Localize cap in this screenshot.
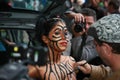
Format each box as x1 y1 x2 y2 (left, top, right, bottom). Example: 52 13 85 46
88 14 120 43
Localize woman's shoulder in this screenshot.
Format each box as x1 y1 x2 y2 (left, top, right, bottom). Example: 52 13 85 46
61 55 76 63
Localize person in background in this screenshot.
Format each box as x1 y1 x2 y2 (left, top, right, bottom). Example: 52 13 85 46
28 17 81 80
64 0 85 24
77 14 120 80
71 8 98 62
70 8 103 80
62 0 85 56
12 0 26 8
106 0 120 14
87 0 105 20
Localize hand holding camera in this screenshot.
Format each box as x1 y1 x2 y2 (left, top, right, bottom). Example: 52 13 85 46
74 19 86 33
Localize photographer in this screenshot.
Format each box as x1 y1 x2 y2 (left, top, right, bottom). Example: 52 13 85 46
69 8 105 80
70 8 99 62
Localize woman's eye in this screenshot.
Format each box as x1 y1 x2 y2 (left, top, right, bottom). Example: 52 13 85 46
64 29 68 35
64 32 68 35
55 31 60 35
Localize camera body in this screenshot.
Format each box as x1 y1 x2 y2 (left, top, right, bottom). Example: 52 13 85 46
74 21 86 33
0 41 48 66
8 44 48 65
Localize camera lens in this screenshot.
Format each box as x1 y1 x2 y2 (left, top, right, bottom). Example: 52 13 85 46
74 22 85 33
74 24 83 32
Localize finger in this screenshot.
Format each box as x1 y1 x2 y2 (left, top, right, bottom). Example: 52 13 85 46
77 60 87 65
78 63 91 74
74 15 80 23
74 13 84 23
79 13 85 22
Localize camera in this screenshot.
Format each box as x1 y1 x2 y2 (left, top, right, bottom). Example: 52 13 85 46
0 40 48 66
8 44 48 65
74 20 86 33
0 42 48 80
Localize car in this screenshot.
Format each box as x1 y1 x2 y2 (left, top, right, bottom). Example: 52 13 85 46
0 0 72 80
0 0 72 64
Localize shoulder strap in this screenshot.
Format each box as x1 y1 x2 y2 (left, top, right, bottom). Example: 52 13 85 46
76 33 87 61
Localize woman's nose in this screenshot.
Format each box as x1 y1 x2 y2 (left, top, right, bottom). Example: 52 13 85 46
61 34 66 40
61 32 67 40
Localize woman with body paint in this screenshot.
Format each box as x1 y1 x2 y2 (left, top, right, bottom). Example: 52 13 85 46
28 18 80 80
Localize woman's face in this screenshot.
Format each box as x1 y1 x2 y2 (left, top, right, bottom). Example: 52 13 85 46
47 21 69 52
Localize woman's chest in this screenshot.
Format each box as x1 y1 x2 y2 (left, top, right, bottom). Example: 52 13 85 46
39 62 76 80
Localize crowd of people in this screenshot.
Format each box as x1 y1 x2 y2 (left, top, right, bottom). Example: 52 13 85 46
10 0 48 11
27 0 120 80
28 0 120 80
0 0 120 80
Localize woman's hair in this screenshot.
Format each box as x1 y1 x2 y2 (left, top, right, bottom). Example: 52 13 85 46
35 17 65 47
32 17 65 66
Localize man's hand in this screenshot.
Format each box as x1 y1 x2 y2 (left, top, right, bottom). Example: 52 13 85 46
75 60 92 74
